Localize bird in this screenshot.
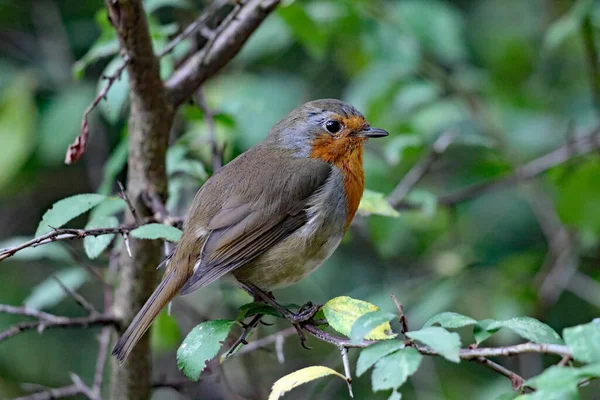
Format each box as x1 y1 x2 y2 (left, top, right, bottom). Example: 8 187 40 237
112 98 389 363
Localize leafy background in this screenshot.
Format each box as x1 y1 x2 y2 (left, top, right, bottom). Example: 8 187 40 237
1 0 600 398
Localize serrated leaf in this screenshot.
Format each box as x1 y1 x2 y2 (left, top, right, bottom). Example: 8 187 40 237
130 223 182 242
357 341 405 377
237 302 282 320
177 320 235 381
24 268 89 310
564 320 600 363
351 310 397 344
323 296 395 340
268 366 346 400
525 364 600 396
474 317 563 345
372 347 422 391
406 327 461 363
423 312 477 329
151 310 181 353
83 215 119 259
36 194 106 237
358 189 400 218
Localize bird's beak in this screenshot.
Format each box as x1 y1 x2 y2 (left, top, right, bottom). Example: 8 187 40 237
355 127 389 138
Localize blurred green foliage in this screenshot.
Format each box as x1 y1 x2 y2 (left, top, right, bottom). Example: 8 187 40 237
1 0 600 399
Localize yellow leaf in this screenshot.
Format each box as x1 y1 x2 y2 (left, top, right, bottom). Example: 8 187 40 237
268 366 346 400
323 296 396 340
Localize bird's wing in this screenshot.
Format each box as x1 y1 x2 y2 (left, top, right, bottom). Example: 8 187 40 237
179 148 332 295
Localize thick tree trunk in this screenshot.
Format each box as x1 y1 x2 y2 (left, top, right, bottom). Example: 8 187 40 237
101 0 280 398
104 1 173 399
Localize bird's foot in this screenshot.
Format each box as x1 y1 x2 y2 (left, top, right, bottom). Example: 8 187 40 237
238 281 320 349
287 301 322 323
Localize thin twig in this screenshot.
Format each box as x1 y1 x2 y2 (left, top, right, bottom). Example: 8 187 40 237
65 55 130 165
156 0 228 58
235 326 296 356
224 314 263 360
0 226 137 262
438 125 600 205
14 384 82 400
474 357 525 391
195 88 222 171
118 181 142 225
390 294 408 334
301 323 571 358
339 346 354 398
0 305 60 321
167 0 281 107
0 312 117 343
388 130 455 208
92 327 111 396
142 190 176 226
52 276 98 315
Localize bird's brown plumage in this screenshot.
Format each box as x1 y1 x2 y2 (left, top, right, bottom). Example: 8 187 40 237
112 99 388 363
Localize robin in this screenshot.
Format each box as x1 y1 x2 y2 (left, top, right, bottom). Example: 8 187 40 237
113 98 388 362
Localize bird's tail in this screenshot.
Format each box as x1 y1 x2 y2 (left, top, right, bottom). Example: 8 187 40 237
112 270 187 364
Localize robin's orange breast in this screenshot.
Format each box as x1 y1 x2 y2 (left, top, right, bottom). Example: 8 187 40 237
309 133 365 231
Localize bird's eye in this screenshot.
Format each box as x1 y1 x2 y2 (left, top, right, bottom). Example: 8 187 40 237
325 120 342 134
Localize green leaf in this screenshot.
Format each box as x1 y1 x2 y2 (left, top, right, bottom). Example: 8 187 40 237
0 73 36 190
322 296 395 340
474 319 501 344
98 57 129 123
563 320 600 363
351 310 397 344
0 237 72 262
83 215 119 259
130 223 183 242
24 268 89 310
524 364 600 398
36 194 106 237
277 3 327 59
151 310 181 353
356 341 405 377
394 0 466 63
268 366 346 400
474 317 563 345
372 347 422 391
358 189 400 218
406 327 461 363
423 312 477 329
177 319 235 381
89 197 127 220
237 302 282 320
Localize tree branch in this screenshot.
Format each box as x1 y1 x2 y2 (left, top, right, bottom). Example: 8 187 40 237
166 0 281 107
0 226 136 262
388 131 455 208
0 311 116 343
438 125 600 205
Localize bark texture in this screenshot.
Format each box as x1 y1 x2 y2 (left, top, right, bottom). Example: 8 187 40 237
104 1 173 399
